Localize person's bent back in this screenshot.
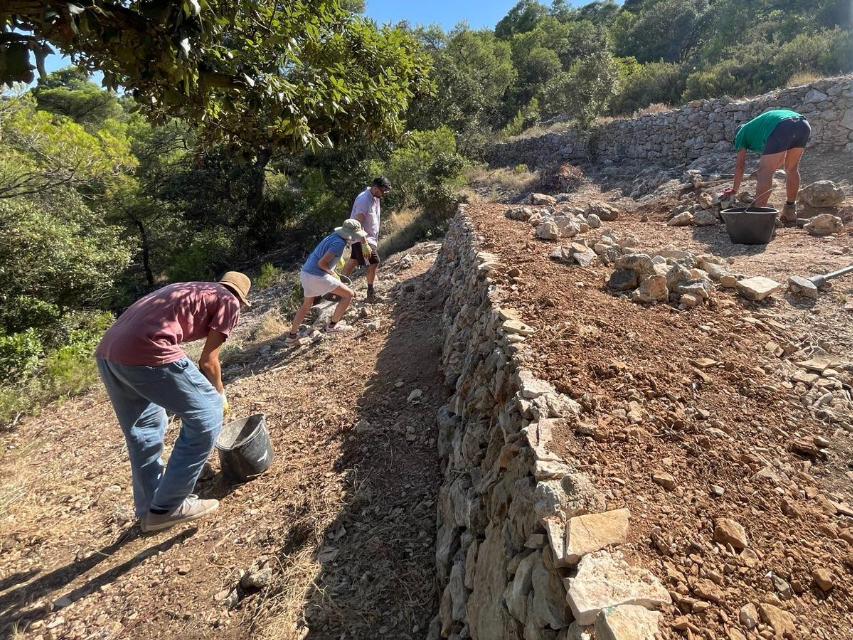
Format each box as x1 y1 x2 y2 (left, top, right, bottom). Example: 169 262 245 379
96 272 250 533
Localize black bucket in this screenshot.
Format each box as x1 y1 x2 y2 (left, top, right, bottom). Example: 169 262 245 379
215 413 274 482
721 206 778 245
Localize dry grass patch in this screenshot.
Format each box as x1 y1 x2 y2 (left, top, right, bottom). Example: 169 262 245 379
0 438 47 521
633 102 673 117
379 207 447 258
506 119 574 141
787 71 823 87
218 338 246 367
252 545 320 640
463 165 539 203
251 311 289 343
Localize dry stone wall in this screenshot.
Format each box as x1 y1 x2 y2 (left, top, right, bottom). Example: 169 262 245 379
487 76 853 169
427 207 670 640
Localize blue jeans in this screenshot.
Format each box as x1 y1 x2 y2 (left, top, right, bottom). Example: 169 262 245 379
97 358 223 517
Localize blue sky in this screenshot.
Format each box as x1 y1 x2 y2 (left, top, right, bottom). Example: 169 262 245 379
42 1 592 77
364 0 525 30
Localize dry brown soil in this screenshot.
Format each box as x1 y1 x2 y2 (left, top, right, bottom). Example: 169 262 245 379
3 173 853 640
0 246 445 640
469 190 853 639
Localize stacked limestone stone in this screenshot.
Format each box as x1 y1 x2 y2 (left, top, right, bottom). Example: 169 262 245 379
427 206 670 640
487 77 853 169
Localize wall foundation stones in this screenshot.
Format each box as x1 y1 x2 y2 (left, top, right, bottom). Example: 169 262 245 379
427 207 669 639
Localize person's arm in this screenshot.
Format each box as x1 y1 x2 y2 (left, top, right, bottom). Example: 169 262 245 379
732 148 747 193
198 330 228 392
353 212 367 226
317 251 340 277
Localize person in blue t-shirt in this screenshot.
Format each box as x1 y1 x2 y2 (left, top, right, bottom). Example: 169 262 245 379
286 220 368 344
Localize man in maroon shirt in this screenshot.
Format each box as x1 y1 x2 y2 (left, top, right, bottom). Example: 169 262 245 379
96 272 250 532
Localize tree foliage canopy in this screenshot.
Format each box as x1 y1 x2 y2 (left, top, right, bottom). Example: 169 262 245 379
1 0 852 424
1 1 431 152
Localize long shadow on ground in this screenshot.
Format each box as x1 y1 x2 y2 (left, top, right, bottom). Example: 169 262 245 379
0 528 196 634
292 269 447 640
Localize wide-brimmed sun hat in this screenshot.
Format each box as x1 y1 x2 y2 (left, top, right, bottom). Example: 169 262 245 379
335 219 369 241
219 271 252 307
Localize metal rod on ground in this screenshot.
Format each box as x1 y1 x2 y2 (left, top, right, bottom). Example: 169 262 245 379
808 264 853 288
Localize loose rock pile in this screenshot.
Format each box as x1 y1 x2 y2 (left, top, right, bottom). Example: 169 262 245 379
509 195 793 311
784 354 853 428
428 207 671 640
505 197 613 243
666 170 730 228
607 249 725 308
600 241 789 308
800 181 847 235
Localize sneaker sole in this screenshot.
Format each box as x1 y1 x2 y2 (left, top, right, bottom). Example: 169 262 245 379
140 504 219 533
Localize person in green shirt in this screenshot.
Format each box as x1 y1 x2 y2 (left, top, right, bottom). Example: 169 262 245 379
728 109 811 223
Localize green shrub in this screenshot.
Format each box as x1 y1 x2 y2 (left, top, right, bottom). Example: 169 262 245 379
513 164 530 174
0 311 112 427
540 51 621 127
166 231 233 282
373 127 467 217
682 41 778 100
255 262 278 290
0 329 43 382
683 28 853 102
818 28 853 73
0 193 131 335
501 98 541 138
42 344 100 397
279 273 304 315
612 61 687 114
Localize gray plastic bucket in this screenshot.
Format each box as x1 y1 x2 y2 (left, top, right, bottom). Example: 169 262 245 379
721 206 778 245
215 413 274 482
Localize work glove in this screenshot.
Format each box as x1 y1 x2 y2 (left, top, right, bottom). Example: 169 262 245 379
336 257 346 271
220 390 230 415
719 187 736 207
361 241 373 259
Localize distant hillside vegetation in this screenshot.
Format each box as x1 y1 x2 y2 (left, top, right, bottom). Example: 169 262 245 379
406 0 853 144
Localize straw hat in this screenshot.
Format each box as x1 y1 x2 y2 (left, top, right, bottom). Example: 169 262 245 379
335 219 368 241
219 271 252 307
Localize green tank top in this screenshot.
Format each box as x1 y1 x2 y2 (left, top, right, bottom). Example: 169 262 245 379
734 109 803 153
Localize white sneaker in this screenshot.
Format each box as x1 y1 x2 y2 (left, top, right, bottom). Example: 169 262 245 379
140 495 219 532
325 322 351 335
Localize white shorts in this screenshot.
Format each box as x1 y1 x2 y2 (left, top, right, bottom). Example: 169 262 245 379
300 271 339 298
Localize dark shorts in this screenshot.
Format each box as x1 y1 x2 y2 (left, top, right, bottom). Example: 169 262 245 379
763 117 811 155
350 243 380 267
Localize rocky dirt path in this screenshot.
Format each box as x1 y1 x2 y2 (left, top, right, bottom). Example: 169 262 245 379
471 199 853 639
0 244 445 640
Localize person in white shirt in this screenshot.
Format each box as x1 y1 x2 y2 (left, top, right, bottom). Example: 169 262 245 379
342 176 390 303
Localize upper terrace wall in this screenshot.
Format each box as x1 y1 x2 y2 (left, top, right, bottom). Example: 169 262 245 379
487 76 853 169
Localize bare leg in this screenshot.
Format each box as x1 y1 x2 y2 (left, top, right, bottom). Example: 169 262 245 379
288 298 314 335
341 259 358 277
366 263 378 287
784 147 805 202
754 151 785 206
330 284 354 323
